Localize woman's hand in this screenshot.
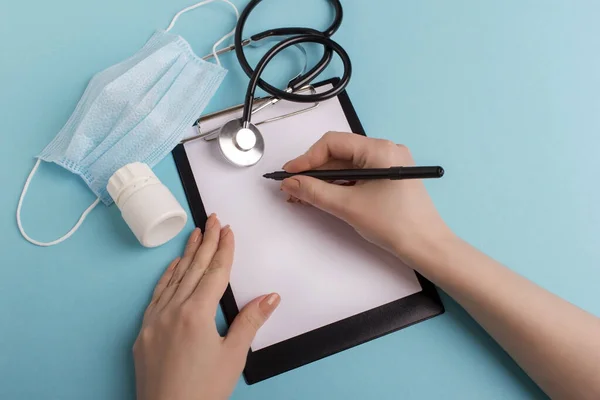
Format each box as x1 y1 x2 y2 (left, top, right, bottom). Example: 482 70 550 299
133 215 280 400
281 132 451 261
282 132 600 400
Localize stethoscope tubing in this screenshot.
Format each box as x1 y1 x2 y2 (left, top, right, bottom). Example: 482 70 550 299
234 0 348 105
242 34 352 124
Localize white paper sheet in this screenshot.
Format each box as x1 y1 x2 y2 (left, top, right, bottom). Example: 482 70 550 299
183 84 422 350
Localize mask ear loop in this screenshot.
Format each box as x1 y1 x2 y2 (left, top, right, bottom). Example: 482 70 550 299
165 0 240 67
16 159 101 247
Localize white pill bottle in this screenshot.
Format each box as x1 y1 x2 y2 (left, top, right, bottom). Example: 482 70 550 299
107 162 187 247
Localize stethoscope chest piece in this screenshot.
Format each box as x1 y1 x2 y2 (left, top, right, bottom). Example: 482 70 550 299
218 119 264 167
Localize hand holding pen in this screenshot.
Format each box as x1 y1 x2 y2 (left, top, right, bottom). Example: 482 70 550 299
271 132 447 256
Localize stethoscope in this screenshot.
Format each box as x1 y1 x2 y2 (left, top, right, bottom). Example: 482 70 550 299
183 0 352 167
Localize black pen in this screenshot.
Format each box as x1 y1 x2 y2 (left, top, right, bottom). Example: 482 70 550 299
262 166 444 181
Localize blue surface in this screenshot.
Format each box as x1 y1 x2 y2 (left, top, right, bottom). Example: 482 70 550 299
1 0 599 398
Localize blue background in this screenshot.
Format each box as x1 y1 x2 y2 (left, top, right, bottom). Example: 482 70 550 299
1 0 599 398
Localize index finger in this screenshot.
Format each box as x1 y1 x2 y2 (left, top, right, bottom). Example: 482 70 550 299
283 132 369 173
188 226 235 309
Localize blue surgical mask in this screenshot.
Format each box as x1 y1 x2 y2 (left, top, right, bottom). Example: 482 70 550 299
16 0 239 246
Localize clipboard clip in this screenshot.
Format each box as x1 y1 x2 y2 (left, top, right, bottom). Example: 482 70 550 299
181 85 319 145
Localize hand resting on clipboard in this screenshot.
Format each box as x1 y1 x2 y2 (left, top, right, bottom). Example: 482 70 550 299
132 132 443 398
133 131 600 399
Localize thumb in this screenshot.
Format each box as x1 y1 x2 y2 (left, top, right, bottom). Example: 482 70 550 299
226 293 280 350
281 176 350 218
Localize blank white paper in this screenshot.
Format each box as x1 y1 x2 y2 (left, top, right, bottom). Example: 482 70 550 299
183 84 422 350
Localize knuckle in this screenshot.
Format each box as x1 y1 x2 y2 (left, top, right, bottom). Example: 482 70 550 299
169 271 183 286
157 312 173 329
242 311 262 331
205 258 225 276
178 302 212 330
381 139 398 154
187 259 202 273
382 139 397 148
373 139 403 164
396 144 415 164
306 182 320 205
178 303 199 325
384 146 398 163
322 131 342 143
322 131 336 140
136 326 154 348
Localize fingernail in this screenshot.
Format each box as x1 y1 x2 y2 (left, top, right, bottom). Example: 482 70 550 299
281 178 300 193
220 225 231 238
206 213 217 229
259 293 280 316
191 228 201 243
282 161 291 170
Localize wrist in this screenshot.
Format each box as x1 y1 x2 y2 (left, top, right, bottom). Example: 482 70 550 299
392 221 458 275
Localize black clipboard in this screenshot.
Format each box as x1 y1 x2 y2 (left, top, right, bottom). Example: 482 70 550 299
172 78 444 384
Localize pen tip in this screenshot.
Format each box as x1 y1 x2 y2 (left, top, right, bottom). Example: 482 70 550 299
438 167 444 177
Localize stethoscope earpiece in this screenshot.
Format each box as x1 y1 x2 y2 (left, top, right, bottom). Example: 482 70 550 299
218 119 264 167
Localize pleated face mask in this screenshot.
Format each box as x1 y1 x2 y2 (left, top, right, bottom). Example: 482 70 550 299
17 0 239 246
